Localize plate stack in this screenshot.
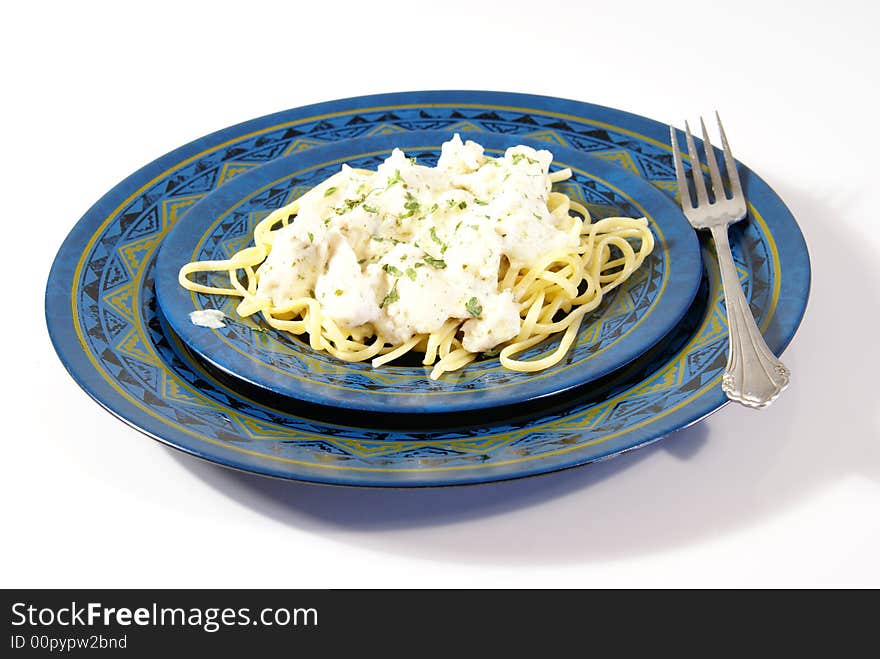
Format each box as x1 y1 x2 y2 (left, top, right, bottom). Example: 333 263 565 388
45 91 810 486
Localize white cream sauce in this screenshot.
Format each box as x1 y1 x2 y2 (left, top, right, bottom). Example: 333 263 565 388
255 135 580 351
189 309 226 329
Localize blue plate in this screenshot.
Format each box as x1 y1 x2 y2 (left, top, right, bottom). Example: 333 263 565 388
45 91 810 486
155 131 702 413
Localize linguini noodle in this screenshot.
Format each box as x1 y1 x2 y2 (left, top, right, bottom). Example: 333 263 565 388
179 165 654 380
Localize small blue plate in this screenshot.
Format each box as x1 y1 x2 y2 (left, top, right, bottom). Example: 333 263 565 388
155 131 701 413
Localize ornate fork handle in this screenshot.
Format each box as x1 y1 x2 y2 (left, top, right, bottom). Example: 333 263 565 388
710 225 790 408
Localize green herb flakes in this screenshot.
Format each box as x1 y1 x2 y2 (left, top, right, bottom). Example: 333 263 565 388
400 192 421 218
423 255 447 269
386 169 403 187
511 153 538 165
466 297 483 318
380 280 399 308
429 227 444 246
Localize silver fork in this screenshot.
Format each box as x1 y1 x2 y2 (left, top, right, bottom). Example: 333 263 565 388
670 114 790 409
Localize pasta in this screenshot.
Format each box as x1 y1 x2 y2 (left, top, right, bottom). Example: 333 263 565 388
179 136 654 379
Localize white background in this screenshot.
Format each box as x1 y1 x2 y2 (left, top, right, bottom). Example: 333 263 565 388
2 0 878 588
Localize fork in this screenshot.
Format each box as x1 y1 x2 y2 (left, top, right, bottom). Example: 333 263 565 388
670 114 790 409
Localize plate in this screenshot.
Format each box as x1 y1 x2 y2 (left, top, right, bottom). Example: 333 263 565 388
155 130 702 413
45 91 810 486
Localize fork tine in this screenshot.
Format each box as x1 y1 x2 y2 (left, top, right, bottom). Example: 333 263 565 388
700 117 726 203
684 121 709 207
669 125 692 209
716 111 743 200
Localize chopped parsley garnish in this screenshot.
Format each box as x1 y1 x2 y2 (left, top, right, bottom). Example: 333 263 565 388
405 267 417 281
466 297 483 318
455 221 462 232
482 347 502 357
423 255 447 269
372 235 403 245
474 199 488 206
400 192 421 218
380 280 399 308
335 195 366 215
533 212 543 221
363 204 379 213
458 201 467 210
426 203 439 214
382 263 403 277
511 153 539 165
307 232 314 243
334 289 344 296
429 227 446 249
386 169 403 187
408 156 417 165
324 186 337 197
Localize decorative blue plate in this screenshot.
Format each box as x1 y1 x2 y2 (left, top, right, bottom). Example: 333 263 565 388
155 130 702 413
45 91 810 486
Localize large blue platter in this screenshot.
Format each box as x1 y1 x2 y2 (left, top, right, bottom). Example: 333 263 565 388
155 130 702 413
45 91 810 486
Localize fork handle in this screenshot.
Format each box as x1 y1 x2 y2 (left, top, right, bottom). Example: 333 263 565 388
710 225 790 408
